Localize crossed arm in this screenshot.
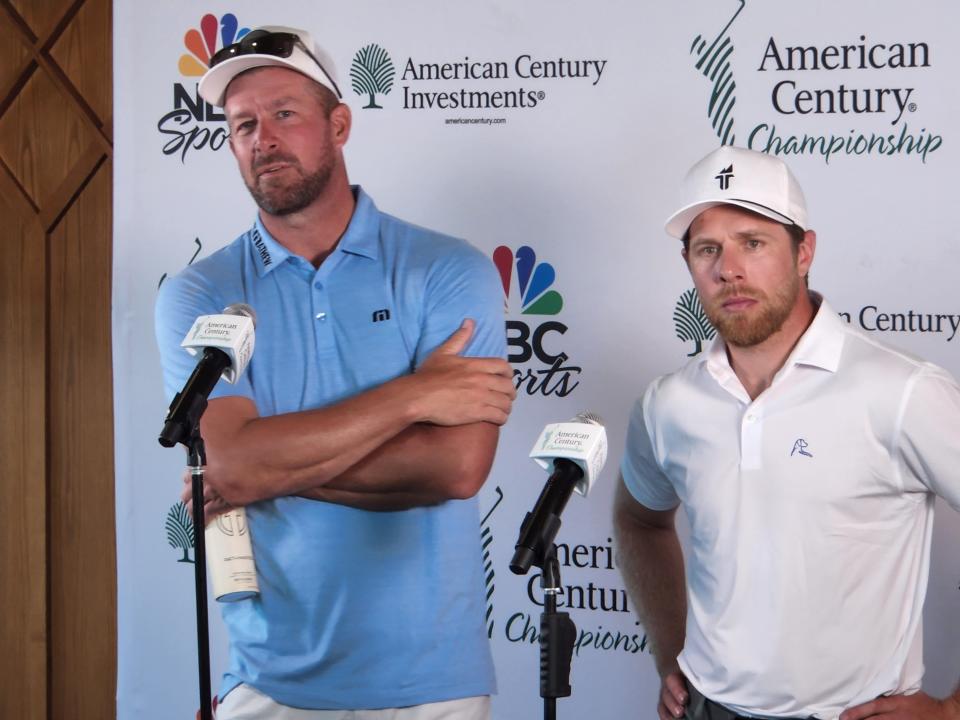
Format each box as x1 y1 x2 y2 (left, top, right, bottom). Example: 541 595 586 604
185 320 516 514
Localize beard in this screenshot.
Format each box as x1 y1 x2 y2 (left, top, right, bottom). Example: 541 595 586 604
703 273 801 348
246 152 334 216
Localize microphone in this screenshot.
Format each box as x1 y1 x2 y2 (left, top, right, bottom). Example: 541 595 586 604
510 413 607 575
158 303 256 448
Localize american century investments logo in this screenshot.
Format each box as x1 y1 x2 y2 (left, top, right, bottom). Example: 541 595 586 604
493 245 579 397
157 13 251 162
351 44 396 109
687 1 942 162
674 288 716 356
166 502 195 563
349 48 606 120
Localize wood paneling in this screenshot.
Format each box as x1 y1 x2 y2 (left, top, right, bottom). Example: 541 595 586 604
9 0 75 40
0 0 114 717
0 66 99 208
0 165 48 720
50 0 112 131
49 158 114 719
0 10 32 98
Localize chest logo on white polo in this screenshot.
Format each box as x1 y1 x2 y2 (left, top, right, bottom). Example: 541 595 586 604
791 438 813 458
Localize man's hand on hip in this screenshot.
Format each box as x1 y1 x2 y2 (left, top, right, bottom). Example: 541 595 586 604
411 319 516 426
841 691 960 720
659 670 689 720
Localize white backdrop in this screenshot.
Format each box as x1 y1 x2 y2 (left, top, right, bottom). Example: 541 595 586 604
113 2 960 718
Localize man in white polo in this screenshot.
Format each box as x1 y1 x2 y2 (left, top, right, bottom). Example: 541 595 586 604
614 145 960 720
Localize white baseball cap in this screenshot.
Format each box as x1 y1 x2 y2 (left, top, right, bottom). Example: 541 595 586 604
664 146 808 238
198 26 342 108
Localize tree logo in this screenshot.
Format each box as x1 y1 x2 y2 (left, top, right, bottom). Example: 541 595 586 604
674 288 716 356
350 44 396 109
689 0 745 145
166 502 195 563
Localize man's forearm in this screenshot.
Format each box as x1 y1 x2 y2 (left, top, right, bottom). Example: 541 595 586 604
300 486 444 512
613 484 687 678
200 374 426 506
200 325 513 507
317 422 498 500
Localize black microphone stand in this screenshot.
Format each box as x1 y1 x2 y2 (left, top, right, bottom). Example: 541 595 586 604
159 392 215 720
538 545 576 720
186 428 214 720
511 513 577 720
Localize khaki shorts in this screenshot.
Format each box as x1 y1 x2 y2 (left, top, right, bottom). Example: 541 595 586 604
217 684 490 720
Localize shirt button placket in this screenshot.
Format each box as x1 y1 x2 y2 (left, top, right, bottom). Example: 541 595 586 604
313 279 333 353
741 405 763 470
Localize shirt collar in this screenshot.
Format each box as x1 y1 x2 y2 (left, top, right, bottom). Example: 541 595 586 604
784 293 845 373
248 218 292 277
335 186 380 260
702 291 846 389
247 185 379 277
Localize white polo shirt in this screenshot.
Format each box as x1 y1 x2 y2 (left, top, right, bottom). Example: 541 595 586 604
622 296 960 720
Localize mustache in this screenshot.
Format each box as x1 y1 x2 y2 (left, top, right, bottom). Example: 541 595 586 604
252 153 300 173
714 285 764 302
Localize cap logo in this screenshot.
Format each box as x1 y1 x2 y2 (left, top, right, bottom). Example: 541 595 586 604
715 163 734 190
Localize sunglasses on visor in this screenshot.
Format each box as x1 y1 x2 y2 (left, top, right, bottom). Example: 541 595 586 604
209 30 343 99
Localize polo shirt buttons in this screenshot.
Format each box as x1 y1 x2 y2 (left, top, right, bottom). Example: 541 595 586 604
315 312 327 321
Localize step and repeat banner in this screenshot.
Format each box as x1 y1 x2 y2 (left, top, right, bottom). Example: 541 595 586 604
114 1 960 717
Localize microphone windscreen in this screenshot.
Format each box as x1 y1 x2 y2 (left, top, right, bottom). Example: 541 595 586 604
223 302 257 327
572 411 604 427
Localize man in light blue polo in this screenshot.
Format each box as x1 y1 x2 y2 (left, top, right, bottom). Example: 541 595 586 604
155 26 515 720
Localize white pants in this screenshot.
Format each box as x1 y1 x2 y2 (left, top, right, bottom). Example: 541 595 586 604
217 684 491 720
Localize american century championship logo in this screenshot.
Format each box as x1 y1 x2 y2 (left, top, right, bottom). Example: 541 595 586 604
350 44 396 109
674 288 716 356
687 1 942 162
157 13 250 162
690 0 744 145
480 487 504 638
493 246 580 397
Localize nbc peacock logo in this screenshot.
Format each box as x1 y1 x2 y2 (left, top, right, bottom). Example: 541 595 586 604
157 13 251 162
178 13 250 77
493 246 580 398
493 246 563 316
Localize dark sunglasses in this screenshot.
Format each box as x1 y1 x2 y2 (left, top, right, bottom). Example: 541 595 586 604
210 30 343 99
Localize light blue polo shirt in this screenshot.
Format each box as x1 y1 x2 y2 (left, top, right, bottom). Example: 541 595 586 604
155 187 503 709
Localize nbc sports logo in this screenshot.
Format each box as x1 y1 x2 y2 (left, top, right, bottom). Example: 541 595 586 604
158 13 251 161
492 246 579 398
178 13 251 77
493 246 563 315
